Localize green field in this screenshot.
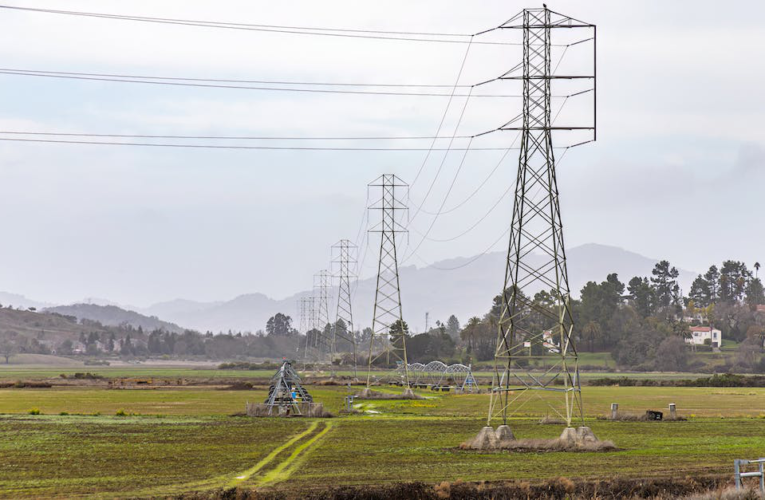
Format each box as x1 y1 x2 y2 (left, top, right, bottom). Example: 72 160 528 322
2 367 765 498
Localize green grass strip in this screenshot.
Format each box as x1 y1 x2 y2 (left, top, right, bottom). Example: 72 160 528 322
228 421 319 487
256 422 334 487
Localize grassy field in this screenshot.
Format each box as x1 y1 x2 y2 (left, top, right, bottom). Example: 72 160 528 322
2 367 765 498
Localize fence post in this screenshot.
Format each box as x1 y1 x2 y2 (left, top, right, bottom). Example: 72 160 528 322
760 459 764 493
610 403 618 420
669 403 676 419
735 459 742 490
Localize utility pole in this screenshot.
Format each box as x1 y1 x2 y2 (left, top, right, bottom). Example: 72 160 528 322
485 6 596 437
366 174 409 388
332 239 358 377
425 312 430 333
300 296 316 364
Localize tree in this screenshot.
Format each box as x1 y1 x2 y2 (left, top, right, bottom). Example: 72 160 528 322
651 260 680 310
703 265 721 303
720 261 751 304
654 336 688 372
689 275 711 308
0 339 17 364
746 278 765 310
756 262 761 279
627 277 654 318
266 313 294 337
446 315 460 340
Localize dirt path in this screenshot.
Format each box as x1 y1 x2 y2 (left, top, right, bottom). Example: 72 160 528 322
254 421 333 488
228 421 320 487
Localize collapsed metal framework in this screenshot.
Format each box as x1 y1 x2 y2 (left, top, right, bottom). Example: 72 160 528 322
489 7 596 428
332 239 358 376
401 361 479 391
263 361 313 415
366 174 410 388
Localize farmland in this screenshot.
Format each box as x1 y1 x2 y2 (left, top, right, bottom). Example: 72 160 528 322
1 364 765 498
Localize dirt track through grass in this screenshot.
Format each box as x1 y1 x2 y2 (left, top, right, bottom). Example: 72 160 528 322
255 421 334 487
229 421 319 487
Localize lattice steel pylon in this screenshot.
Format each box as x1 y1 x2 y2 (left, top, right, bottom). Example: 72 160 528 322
313 270 332 362
300 296 317 363
366 174 409 388
488 7 596 431
331 239 358 376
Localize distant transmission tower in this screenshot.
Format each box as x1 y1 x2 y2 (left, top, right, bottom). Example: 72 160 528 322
487 7 596 435
331 239 358 376
300 296 316 363
313 270 332 361
366 174 409 387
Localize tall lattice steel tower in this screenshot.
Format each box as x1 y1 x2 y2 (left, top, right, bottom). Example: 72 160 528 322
331 239 358 375
300 296 318 362
366 174 409 387
486 7 596 435
313 270 332 361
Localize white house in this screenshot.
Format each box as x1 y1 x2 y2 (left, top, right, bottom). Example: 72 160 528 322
685 326 721 348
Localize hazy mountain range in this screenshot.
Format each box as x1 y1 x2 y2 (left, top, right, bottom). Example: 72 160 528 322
0 243 697 334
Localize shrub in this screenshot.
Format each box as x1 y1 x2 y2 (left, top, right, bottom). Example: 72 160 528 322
28 408 41 415
115 409 128 417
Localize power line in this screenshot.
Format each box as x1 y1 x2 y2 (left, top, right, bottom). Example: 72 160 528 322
0 4 527 46
0 70 522 98
409 226 510 271
417 132 520 216
410 180 515 243
0 136 516 151
0 67 476 89
410 38 475 189
0 130 477 141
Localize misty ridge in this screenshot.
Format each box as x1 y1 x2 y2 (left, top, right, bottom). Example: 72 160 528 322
1 243 693 335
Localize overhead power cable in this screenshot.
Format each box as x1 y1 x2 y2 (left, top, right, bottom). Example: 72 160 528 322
0 68 476 89
0 69 521 98
409 148 574 272
0 4 530 46
0 136 517 151
417 131 520 216
0 130 477 141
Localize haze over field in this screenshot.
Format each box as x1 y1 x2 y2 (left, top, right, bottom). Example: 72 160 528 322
1 243 695 333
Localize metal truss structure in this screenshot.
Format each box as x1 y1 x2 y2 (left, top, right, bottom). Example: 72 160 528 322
366 174 409 387
489 7 596 429
331 239 358 376
399 362 478 392
312 270 332 362
263 361 313 416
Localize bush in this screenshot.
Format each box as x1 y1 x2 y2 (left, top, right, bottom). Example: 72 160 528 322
59 412 69 416
115 409 128 417
28 408 41 415
84 360 110 366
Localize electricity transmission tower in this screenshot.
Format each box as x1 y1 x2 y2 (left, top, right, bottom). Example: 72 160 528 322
300 296 317 363
332 239 358 376
366 174 409 387
488 7 596 432
313 270 332 362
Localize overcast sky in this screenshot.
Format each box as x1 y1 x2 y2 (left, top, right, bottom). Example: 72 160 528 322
0 1 763 306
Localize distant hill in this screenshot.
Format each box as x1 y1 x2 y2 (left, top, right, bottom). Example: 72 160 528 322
132 243 698 334
0 292 51 310
0 307 111 347
45 304 188 334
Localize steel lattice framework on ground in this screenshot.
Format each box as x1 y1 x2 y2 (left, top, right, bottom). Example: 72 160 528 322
489 7 595 429
400 362 479 391
332 239 358 376
366 174 409 387
263 361 313 415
